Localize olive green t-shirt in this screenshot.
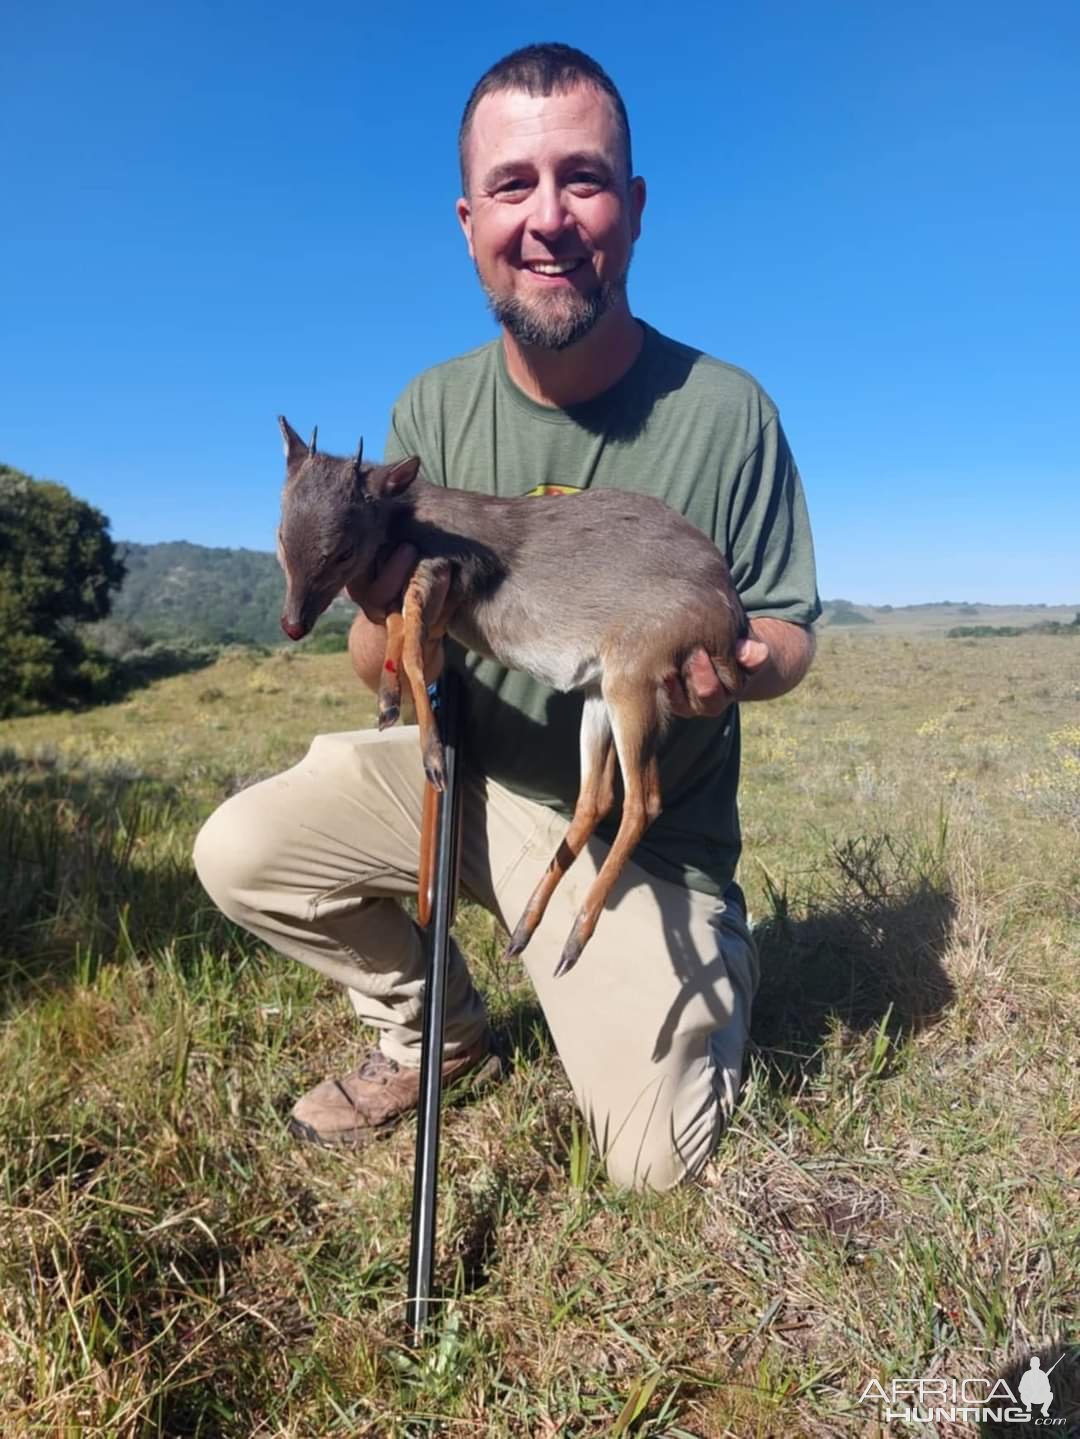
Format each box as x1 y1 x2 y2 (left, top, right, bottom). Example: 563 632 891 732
383 321 821 897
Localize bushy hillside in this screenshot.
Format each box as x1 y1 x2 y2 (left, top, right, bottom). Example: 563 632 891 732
107 540 353 648
109 541 284 645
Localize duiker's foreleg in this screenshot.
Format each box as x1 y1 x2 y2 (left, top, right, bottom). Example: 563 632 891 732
376 607 405 730
504 694 616 960
401 558 453 790
554 682 665 977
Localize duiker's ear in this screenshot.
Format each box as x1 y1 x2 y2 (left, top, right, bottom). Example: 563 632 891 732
278 415 314 469
369 456 421 498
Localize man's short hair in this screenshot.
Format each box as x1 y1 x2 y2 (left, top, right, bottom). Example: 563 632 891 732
458 42 633 193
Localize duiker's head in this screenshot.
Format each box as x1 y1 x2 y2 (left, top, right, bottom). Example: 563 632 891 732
276 416 419 640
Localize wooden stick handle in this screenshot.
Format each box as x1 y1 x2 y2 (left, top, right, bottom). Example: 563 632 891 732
417 678 463 929
417 782 438 929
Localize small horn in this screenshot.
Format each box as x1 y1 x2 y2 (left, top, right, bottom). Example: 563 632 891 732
308 426 318 456
355 436 364 467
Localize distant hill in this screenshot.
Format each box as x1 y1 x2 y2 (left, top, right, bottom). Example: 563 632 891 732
105 540 352 648
820 598 1080 634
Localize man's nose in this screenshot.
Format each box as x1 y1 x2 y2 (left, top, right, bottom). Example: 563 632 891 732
527 178 573 240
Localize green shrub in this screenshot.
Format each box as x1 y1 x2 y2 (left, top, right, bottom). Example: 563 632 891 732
0 467 125 715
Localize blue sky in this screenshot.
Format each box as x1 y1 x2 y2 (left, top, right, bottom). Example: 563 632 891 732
3 0 1077 605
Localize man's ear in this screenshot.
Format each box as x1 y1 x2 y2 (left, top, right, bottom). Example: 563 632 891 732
279 415 313 469
629 175 646 243
368 455 421 498
455 196 475 260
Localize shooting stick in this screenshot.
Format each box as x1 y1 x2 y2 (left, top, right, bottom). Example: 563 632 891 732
406 668 463 1341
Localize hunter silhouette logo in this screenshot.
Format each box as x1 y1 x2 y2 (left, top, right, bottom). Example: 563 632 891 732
1019 1353 1065 1417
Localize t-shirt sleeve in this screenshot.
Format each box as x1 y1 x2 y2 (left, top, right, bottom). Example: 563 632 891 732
726 415 822 626
382 377 450 486
382 386 419 468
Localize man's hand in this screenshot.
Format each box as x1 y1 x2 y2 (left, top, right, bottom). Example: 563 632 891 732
347 542 420 622
664 629 770 719
663 618 816 718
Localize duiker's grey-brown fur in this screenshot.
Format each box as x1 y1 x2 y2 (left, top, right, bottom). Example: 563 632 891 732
276 415 748 976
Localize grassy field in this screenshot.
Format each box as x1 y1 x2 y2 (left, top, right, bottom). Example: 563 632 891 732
1 633 1078 1436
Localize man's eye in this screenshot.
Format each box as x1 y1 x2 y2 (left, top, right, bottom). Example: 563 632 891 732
495 178 530 196
569 173 604 191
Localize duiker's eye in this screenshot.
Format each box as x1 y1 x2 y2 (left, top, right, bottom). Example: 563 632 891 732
336 548 354 565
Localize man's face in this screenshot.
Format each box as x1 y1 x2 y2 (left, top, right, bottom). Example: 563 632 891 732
456 84 645 351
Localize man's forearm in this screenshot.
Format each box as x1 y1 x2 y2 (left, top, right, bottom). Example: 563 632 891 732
739 618 816 702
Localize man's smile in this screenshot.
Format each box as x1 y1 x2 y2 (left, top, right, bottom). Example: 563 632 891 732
521 258 588 280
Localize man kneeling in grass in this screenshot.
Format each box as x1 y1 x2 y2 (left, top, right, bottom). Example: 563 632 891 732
194 42 819 1191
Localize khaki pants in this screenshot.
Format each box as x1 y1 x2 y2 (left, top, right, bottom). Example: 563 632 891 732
193 726 757 1192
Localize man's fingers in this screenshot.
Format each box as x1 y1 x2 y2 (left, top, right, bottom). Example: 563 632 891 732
379 543 421 600
736 636 770 671
349 543 420 618
665 649 727 718
685 647 723 700
667 642 767 718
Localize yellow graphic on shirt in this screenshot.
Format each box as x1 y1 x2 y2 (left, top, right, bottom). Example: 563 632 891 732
522 483 584 497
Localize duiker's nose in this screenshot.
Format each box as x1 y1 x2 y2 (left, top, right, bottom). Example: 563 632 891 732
281 616 307 641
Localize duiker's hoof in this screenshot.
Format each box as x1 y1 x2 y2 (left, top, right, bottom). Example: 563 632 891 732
377 705 400 731
503 922 533 960
553 935 584 977
422 738 446 792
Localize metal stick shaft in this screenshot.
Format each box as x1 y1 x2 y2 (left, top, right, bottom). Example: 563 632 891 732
405 669 462 1341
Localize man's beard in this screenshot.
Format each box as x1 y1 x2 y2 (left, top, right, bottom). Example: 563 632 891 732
482 268 629 352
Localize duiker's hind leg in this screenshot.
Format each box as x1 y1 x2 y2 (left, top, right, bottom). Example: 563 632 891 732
376 608 405 730
400 559 453 790
555 681 664 977
504 693 616 960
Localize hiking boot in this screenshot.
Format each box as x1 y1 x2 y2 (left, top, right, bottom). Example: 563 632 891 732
288 1033 504 1148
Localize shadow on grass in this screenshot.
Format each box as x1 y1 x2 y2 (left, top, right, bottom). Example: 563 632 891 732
0 751 250 1014
488 994 553 1070
109 640 221 696
749 832 956 1089
3 643 221 722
